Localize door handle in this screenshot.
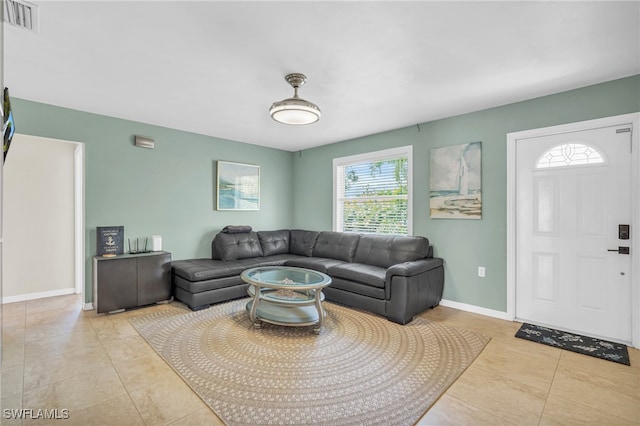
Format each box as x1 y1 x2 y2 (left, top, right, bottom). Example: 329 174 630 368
608 246 630 255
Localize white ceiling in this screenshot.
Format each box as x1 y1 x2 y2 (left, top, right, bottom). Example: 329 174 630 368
4 1 640 152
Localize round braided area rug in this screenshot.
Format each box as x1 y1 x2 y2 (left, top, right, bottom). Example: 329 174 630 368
130 299 489 425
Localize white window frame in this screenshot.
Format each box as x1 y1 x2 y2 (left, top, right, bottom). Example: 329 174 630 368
333 145 413 235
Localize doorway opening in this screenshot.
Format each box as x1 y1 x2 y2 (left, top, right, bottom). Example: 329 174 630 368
2 134 85 303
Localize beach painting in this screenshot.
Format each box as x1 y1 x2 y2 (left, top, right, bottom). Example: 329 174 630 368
430 142 482 219
216 161 260 210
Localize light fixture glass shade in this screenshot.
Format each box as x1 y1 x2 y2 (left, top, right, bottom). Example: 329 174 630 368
269 73 321 125
269 98 321 125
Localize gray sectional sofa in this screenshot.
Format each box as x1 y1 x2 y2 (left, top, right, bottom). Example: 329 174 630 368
171 229 444 324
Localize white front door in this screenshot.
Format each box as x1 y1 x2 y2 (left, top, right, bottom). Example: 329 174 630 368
515 125 633 343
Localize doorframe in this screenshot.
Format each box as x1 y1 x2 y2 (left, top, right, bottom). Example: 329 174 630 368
507 113 640 348
74 142 85 295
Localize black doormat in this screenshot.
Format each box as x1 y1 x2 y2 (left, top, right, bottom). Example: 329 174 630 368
515 323 630 366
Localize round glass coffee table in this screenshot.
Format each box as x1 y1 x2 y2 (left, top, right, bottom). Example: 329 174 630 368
241 266 332 334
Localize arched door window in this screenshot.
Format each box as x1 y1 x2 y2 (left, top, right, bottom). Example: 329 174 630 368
535 143 606 169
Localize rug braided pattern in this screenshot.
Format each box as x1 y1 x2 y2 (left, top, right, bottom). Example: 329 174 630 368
130 299 489 425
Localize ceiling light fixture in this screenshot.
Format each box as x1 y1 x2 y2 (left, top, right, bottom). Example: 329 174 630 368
269 73 321 125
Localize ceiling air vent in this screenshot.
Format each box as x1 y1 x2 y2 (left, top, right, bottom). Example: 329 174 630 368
4 0 39 32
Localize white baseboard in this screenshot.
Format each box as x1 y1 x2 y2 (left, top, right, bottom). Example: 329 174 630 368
83 303 94 311
2 287 77 304
439 299 510 321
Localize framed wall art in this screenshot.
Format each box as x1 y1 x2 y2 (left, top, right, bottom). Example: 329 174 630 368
96 226 124 256
430 142 482 219
216 161 260 210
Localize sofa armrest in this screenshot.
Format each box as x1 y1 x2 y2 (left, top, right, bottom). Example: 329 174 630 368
385 258 445 324
385 258 443 280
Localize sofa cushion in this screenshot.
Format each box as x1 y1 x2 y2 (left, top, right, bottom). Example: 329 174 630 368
353 235 429 268
173 255 305 283
327 277 386 300
312 231 360 262
328 263 386 288
237 254 304 268
172 259 247 281
257 230 290 256
173 274 245 294
284 257 347 274
289 229 319 257
213 231 264 260
221 225 252 234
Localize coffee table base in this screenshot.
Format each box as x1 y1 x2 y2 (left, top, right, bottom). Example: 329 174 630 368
241 267 332 335
245 299 326 334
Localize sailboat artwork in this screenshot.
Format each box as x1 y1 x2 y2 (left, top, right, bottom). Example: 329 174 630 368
430 142 482 219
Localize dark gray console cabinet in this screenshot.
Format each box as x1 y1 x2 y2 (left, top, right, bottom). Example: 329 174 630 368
93 251 171 313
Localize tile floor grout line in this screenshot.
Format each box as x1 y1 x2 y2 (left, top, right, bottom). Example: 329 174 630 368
88 303 150 426
536 347 563 426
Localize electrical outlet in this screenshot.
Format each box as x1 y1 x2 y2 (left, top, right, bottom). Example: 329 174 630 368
478 266 486 278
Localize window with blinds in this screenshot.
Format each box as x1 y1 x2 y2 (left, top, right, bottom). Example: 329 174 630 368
333 146 412 235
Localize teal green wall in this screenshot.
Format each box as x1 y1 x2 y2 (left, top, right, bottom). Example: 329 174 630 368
10 100 294 303
10 75 640 310
292 75 640 312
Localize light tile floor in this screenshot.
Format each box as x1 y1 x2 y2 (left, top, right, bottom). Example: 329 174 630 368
1 294 638 425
